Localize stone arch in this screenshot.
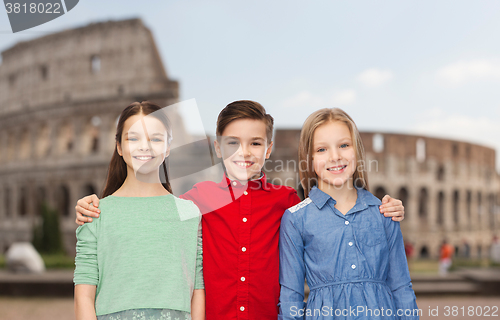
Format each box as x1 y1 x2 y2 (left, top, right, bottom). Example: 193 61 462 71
83 117 101 154
372 134 384 153
56 185 70 217
419 245 429 258
83 184 97 197
7 132 15 162
437 165 445 181
398 187 408 207
19 186 27 217
90 117 101 153
418 188 428 218
36 123 51 158
466 191 472 229
416 139 426 163
489 193 495 230
453 190 459 227
35 186 47 216
452 143 459 157
57 121 74 154
4 187 10 218
437 191 445 226
374 186 387 201
91 54 101 73
0 131 3 164
19 128 30 160
477 191 483 220
40 64 48 80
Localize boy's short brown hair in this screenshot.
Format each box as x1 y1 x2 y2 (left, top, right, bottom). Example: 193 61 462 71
216 100 274 143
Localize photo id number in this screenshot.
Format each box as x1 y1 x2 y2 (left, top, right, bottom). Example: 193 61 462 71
5 2 61 14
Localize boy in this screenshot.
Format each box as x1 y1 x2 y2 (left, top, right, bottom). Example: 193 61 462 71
75 100 405 319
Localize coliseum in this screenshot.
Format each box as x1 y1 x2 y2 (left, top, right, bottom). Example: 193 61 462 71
1 18 499 261
266 130 500 260
0 19 196 254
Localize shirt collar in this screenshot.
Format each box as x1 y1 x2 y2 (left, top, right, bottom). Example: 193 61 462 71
309 185 381 212
217 172 270 192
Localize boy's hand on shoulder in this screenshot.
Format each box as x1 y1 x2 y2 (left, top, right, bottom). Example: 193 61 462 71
379 195 404 222
75 194 101 226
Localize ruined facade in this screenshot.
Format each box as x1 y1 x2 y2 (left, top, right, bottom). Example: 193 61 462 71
0 19 183 254
266 130 500 260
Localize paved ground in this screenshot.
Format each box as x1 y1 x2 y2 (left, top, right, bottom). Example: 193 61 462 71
0 296 498 320
0 297 74 320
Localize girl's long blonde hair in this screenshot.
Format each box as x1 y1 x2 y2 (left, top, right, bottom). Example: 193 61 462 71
298 108 369 198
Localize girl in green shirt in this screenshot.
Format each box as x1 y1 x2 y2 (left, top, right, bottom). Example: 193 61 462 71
74 101 205 320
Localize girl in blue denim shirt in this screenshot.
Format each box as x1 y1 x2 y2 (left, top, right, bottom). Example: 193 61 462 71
278 108 418 320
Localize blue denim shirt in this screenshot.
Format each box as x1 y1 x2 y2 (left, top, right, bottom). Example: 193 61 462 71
278 186 418 320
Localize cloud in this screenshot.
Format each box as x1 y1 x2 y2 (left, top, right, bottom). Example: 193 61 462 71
331 89 356 106
436 60 500 85
357 68 394 87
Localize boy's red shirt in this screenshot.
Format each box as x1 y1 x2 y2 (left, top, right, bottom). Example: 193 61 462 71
181 173 300 320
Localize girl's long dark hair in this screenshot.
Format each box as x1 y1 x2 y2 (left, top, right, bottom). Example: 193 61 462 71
101 101 173 197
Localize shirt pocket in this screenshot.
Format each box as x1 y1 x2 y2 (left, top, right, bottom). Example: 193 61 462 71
356 226 385 246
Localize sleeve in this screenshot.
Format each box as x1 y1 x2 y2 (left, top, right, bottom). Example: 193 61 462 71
73 223 98 286
278 209 306 320
180 186 197 203
288 189 301 208
194 217 204 290
384 219 419 320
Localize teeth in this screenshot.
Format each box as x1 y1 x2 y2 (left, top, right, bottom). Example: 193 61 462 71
235 161 252 168
135 156 153 160
328 165 346 171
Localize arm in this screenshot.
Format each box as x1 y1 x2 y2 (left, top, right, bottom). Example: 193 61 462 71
380 195 405 222
191 289 205 320
384 219 419 320
191 217 205 319
75 194 101 226
278 210 306 320
74 223 99 319
75 284 97 320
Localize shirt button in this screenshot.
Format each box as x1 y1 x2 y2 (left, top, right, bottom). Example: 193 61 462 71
240 306 245 311
241 276 246 281
348 242 353 246
243 191 248 195
242 218 247 222
345 221 349 225
232 181 237 186
351 264 356 269
242 247 247 252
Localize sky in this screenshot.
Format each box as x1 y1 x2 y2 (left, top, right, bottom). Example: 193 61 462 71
1 0 500 170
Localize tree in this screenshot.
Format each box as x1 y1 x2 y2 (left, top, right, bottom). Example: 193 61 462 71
32 203 64 254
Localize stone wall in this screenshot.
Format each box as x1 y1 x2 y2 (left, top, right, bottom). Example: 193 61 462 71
266 130 500 260
0 19 181 255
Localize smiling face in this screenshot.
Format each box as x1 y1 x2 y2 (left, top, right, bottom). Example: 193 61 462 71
312 120 357 191
117 114 170 178
214 118 273 183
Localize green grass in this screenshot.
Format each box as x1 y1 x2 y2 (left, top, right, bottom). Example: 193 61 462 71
450 258 490 270
40 254 75 269
408 259 439 274
0 254 74 270
409 258 498 274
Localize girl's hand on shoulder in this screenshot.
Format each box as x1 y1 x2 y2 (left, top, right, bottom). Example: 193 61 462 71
379 195 404 222
75 194 101 226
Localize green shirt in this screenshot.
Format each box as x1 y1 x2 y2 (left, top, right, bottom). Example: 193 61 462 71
73 194 203 316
